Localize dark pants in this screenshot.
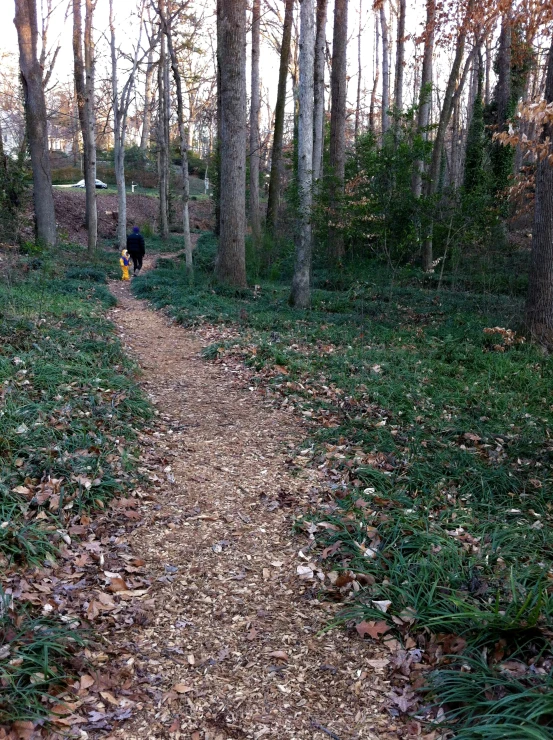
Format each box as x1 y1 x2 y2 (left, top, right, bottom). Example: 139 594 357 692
129 253 143 273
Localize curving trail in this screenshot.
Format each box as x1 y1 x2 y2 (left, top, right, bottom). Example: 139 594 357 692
104 256 396 740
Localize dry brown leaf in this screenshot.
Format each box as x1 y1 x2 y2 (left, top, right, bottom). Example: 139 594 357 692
268 650 289 662
108 576 128 592
173 683 193 694
100 690 119 706
355 620 391 639
80 674 95 690
12 722 34 740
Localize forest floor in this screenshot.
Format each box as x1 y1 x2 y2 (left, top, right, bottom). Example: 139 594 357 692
102 255 401 740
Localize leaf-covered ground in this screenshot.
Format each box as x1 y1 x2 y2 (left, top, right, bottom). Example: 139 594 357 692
0 248 158 736
132 240 553 738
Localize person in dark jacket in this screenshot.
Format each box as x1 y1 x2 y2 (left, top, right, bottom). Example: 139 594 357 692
126 226 146 274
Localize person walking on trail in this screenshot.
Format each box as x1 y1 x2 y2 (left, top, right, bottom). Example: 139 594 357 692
120 249 131 281
127 226 146 275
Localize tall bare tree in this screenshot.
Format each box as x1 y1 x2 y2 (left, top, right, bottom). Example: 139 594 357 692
266 0 294 234
14 0 57 246
73 0 97 254
157 24 169 239
394 0 406 113
250 0 261 247
411 0 435 198
328 0 348 258
159 0 192 272
525 39 553 344
379 0 390 135
369 10 380 134
354 0 362 139
140 48 155 151
109 0 146 249
216 0 247 286
313 0 328 182
290 0 315 307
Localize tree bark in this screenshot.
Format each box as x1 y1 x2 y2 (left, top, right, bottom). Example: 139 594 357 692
157 25 169 239
328 0 348 259
380 0 390 135
354 0 362 139
313 0 327 183
422 4 474 271
394 0 406 113
525 40 553 344
14 0 57 246
496 14 512 129
484 35 492 105
140 48 155 151
161 0 192 272
411 0 435 198
266 0 294 234
249 0 261 247
290 0 315 308
216 0 247 287
369 11 380 135
73 0 97 254
109 0 144 249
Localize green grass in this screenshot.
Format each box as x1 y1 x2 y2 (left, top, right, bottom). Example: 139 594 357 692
133 237 553 736
0 245 150 724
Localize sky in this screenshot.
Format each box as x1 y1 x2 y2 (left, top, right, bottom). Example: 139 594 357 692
1 0 461 144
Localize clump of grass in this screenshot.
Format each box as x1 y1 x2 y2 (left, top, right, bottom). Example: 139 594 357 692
135 235 553 735
0 244 151 724
0 593 86 723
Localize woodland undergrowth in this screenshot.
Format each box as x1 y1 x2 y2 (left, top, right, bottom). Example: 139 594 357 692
0 245 151 729
134 236 553 738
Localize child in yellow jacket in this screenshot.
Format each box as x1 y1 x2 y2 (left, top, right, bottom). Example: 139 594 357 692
120 249 131 281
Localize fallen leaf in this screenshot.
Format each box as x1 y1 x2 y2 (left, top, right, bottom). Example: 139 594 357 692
321 540 342 559
372 599 392 613
268 650 288 662
108 576 128 592
173 683 192 694
356 620 391 639
296 565 314 579
100 691 119 706
12 721 34 740
80 674 95 690
366 658 390 670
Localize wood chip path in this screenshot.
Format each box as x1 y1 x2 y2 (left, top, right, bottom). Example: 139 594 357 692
105 257 399 740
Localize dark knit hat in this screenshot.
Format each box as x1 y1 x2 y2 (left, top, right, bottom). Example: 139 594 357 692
133 226 140 234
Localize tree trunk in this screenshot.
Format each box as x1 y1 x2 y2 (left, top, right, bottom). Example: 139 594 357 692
380 0 390 135
484 35 492 105
157 28 169 239
496 15 512 129
422 5 474 271
313 0 327 183
290 0 315 308
328 0 348 259
525 40 553 344
394 0 406 113
216 0 247 287
354 0 362 139
249 0 261 247
73 0 97 254
411 0 435 198
140 49 155 151
161 0 192 273
14 0 57 246
109 0 143 249
266 0 294 234
369 11 380 135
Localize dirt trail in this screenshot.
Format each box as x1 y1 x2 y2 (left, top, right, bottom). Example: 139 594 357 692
105 258 395 740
